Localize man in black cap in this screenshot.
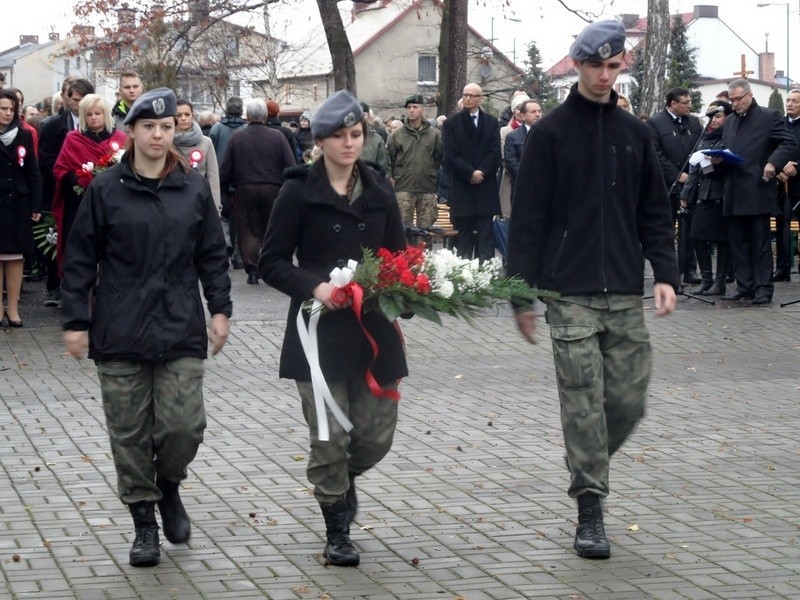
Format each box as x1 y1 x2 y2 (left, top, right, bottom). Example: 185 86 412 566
648 87 703 290
387 94 442 228
507 19 678 560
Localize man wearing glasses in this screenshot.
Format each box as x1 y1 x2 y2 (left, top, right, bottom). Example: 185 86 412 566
442 83 501 262
716 79 797 304
647 87 703 291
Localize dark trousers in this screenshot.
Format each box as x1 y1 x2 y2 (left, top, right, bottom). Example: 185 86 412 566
695 240 730 280
727 214 774 297
452 216 494 263
233 183 281 275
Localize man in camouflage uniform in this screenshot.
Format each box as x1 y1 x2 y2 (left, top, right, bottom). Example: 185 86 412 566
387 94 443 228
507 20 679 559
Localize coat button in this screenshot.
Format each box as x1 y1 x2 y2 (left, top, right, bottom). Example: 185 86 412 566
333 224 342 233
337 259 345 268
357 223 365 231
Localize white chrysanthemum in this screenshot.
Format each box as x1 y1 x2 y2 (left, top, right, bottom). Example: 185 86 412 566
437 280 455 298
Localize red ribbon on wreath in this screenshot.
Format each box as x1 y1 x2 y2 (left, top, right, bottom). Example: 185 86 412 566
333 282 401 402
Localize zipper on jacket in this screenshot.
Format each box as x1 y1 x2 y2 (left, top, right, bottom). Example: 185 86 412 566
551 229 568 278
599 107 608 294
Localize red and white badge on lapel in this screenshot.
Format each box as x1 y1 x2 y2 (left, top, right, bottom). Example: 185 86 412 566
17 145 26 167
189 149 203 169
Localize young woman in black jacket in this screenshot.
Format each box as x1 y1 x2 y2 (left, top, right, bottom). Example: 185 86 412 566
61 88 232 568
259 90 406 567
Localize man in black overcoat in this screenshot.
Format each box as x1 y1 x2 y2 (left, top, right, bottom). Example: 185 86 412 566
442 82 501 262
718 79 798 304
773 89 800 281
647 87 703 286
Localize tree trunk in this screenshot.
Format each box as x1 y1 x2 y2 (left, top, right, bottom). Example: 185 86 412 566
640 0 670 115
438 0 468 116
316 0 357 93
263 1 279 98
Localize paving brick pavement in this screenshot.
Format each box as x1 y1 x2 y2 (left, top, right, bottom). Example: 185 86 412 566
2 276 800 599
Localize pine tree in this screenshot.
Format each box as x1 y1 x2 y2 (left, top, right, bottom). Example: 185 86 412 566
629 48 645 115
768 89 785 116
666 14 702 111
522 40 557 110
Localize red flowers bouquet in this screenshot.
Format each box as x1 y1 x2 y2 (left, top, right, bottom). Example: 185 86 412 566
310 245 557 325
73 141 125 196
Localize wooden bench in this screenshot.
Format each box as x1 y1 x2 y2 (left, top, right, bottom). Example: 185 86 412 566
406 204 458 248
769 216 800 233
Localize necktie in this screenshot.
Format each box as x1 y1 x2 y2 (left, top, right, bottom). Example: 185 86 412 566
472 114 478 128
675 116 682 125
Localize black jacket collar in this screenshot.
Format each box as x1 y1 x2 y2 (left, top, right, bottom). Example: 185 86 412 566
564 83 620 115
293 159 395 213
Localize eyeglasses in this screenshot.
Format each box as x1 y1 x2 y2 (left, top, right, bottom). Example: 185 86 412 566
730 92 751 103
462 93 483 99
676 99 691 105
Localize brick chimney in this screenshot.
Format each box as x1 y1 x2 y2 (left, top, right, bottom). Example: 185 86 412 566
48 32 60 42
693 5 719 19
117 7 136 31
759 52 776 82
19 35 39 46
189 0 210 23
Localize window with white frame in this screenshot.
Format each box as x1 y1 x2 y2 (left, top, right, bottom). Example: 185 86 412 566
418 55 437 85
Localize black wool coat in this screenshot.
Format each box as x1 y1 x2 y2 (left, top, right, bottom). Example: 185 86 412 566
38 109 74 211
0 124 42 254
442 109 501 218
721 101 798 216
259 159 408 385
647 108 702 193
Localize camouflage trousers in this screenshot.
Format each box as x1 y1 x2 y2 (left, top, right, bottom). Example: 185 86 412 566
296 377 398 506
543 295 652 499
96 358 206 505
395 191 438 228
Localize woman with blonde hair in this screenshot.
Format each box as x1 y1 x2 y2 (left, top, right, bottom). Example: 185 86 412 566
53 93 127 273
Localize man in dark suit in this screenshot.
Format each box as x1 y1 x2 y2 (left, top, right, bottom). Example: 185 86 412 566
442 82 501 262
718 79 797 304
37 77 93 306
504 99 542 193
647 87 703 287
773 89 800 281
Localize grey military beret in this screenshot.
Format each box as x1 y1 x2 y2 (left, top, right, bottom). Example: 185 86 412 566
123 87 177 125
569 20 626 62
311 90 364 139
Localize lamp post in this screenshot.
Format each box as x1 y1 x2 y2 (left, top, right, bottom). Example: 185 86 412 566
758 2 790 92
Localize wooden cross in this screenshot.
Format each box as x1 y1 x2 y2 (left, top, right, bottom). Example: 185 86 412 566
734 54 754 79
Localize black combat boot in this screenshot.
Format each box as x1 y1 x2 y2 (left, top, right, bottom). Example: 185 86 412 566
574 493 610 559
157 476 191 544
129 501 160 567
320 500 360 566
343 472 359 524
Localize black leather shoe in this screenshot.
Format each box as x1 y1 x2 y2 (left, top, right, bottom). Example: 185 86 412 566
772 269 791 282
157 477 191 544
752 294 772 305
246 274 259 285
683 273 702 284
721 290 754 301
676 284 685 295
231 258 244 270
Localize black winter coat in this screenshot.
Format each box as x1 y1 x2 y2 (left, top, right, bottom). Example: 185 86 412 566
258 159 408 385
784 117 800 201
38 110 74 211
647 108 702 194
507 85 679 295
442 109 501 218
61 160 232 361
721 101 798 216
0 123 42 254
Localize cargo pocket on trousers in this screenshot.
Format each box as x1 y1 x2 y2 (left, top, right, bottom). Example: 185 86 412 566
549 325 597 389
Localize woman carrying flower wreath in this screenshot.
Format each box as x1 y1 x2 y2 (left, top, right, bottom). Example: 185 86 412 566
259 89 407 567
53 94 127 275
